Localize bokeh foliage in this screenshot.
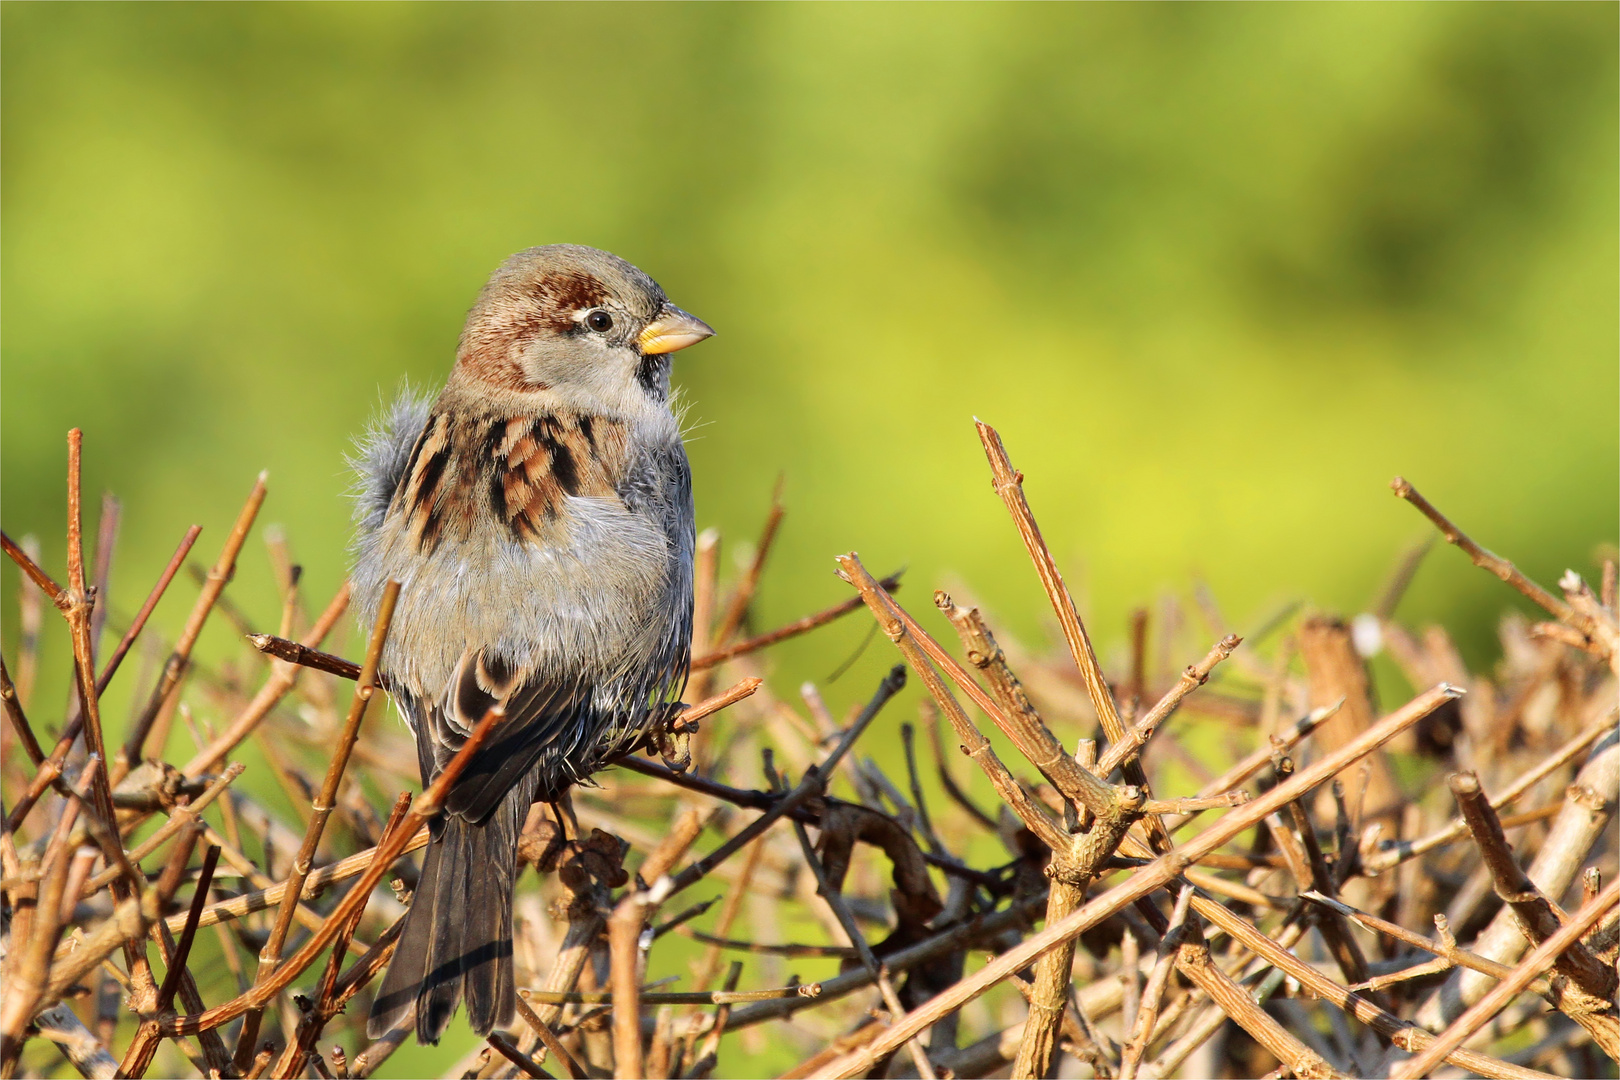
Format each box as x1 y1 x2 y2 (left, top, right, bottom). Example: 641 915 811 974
2 3 1616 1075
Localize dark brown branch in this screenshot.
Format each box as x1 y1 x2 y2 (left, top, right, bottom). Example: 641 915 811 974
515 996 586 1080
0 529 67 609
0 656 43 767
488 1033 553 1079
155 844 220 1011
1448 771 1616 1001
677 927 858 958
245 634 361 681
668 667 903 896
523 985 821 1007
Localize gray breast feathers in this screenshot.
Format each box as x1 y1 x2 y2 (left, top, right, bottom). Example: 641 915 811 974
349 387 692 715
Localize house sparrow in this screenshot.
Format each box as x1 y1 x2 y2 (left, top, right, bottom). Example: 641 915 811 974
350 245 712 1043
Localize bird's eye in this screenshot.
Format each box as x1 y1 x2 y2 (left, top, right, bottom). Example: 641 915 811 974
585 310 614 333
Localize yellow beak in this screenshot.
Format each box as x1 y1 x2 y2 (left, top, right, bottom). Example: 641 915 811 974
638 305 716 355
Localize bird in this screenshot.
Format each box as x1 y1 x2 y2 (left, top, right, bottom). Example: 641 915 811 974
349 244 712 1044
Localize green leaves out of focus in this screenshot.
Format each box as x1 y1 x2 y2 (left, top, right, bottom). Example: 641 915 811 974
3 2 1614 764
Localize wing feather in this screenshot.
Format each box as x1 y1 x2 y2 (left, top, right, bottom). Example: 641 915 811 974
407 650 591 822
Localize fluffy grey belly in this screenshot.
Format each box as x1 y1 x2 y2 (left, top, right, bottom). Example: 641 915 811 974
353 493 677 705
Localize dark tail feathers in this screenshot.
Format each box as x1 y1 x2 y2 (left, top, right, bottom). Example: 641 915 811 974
367 787 527 1044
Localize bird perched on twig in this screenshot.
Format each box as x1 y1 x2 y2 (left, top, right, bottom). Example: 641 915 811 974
350 245 712 1044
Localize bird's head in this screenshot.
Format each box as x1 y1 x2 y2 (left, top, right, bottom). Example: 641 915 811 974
454 244 714 407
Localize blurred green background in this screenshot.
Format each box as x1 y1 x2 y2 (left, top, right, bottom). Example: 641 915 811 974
2 2 1615 1075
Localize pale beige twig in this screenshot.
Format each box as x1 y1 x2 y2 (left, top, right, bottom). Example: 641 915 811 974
1392 880 1619 1079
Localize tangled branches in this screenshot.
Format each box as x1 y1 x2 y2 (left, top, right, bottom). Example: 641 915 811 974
1 424 1614 1079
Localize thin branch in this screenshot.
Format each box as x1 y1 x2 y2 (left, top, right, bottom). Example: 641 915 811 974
97 524 202 697
975 421 1122 745
1374 538 1436 620
515 996 586 1080
522 985 821 1006
669 667 903 896
0 529 67 609
690 571 903 670
245 634 360 681
1298 894 1543 993
120 472 268 779
900 721 945 856
976 422 1182 854
710 481 784 650
154 844 221 1011
180 579 350 778
1392 477 1617 658
1364 713 1614 872
1391 880 1619 1079
1166 699 1342 834
724 893 1051 1031
60 433 130 905
1094 634 1242 776
487 1033 552 1079
676 927 857 959
0 655 44 765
